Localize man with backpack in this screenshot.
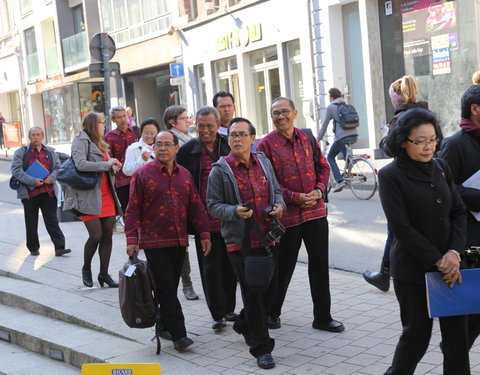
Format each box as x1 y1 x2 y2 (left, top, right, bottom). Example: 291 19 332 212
317 88 359 192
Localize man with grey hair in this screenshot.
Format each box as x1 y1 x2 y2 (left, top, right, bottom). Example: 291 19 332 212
11 126 71 256
176 106 238 330
105 106 138 213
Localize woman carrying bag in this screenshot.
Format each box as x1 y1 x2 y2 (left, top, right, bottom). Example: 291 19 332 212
64 112 122 288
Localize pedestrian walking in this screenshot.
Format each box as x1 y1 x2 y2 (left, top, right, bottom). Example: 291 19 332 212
363 75 428 292
125 130 211 352
207 117 285 369
379 108 469 375
176 106 238 329
164 105 199 301
439 84 480 349
63 112 122 288
11 126 71 257
256 97 344 333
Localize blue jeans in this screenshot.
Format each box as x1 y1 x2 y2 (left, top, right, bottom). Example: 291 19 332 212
327 135 358 183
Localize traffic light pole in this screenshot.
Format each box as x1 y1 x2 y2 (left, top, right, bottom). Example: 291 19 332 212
101 34 111 132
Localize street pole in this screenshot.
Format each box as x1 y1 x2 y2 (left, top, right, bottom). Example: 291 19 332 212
101 33 111 132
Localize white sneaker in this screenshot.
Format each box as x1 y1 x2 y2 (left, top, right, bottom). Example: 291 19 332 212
332 181 346 192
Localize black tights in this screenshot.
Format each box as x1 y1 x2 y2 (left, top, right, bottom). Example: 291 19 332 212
83 216 115 276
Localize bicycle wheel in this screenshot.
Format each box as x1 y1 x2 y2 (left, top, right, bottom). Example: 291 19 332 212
347 158 377 200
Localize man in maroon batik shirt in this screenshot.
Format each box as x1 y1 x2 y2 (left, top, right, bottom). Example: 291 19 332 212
256 97 344 333
126 130 211 352
104 106 138 213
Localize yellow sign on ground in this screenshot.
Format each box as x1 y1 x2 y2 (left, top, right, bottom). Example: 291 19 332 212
82 363 161 375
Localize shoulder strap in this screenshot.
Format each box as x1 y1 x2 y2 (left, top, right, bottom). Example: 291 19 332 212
21 146 30 170
301 128 329 203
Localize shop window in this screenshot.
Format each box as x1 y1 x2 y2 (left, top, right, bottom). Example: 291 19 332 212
285 39 305 128
213 56 242 116
194 64 207 109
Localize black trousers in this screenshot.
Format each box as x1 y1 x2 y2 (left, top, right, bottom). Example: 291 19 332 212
145 247 186 341
21 193 65 253
115 184 130 214
467 314 480 349
269 217 332 324
194 232 237 320
385 280 470 375
228 249 275 358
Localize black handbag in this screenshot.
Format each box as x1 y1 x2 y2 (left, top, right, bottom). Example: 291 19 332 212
57 142 98 190
242 215 275 294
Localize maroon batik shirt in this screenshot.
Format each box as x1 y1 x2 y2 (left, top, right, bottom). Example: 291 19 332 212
199 144 222 233
256 127 330 228
225 153 272 252
125 160 210 249
104 126 138 188
28 145 54 199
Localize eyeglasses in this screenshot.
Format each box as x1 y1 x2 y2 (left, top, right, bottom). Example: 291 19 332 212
228 133 250 139
155 142 176 148
406 138 440 147
271 109 292 118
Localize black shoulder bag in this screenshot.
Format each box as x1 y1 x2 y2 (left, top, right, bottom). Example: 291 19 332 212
57 142 98 190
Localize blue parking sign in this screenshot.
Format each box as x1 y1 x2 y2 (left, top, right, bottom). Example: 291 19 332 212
170 63 184 77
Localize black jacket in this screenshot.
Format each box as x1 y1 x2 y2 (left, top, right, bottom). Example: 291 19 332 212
439 130 480 247
378 157 466 283
176 134 230 193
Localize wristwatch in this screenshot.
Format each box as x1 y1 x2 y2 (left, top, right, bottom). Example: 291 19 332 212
448 249 461 262
314 188 323 199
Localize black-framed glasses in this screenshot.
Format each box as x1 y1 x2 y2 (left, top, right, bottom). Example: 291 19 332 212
228 133 250 139
271 109 292 118
406 138 440 147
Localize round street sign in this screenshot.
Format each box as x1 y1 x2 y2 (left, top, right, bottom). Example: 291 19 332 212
89 33 116 62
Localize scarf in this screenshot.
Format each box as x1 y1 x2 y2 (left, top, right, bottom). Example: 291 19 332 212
139 138 154 152
170 127 192 146
460 118 480 138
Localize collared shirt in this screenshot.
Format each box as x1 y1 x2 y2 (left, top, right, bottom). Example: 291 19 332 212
104 126 138 187
125 160 210 249
28 144 54 198
200 142 222 232
256 128 330 228
225 153 271 252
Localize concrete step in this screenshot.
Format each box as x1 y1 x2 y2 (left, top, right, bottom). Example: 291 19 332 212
0 303 148 369
0 339 79 375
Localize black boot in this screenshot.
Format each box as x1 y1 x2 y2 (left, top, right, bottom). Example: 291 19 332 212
98 274 119 288
363 262 390 292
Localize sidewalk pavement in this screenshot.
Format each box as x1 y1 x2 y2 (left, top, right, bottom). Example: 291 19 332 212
1 199 480 374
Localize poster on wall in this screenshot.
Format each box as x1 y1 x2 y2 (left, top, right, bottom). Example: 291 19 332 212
431 34 451 75
402 0 457 71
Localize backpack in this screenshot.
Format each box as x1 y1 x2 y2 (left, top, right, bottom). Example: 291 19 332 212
336 103 359 130
119 253 161 354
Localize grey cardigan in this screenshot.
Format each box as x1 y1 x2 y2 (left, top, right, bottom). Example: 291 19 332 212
63 131 121 216
11 144 61 200
206 152 286 246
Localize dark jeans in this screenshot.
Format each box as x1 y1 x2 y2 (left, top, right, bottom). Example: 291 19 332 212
327 134 358 182
228 248 275 358
382 223 394 267
145 247 187 341
385 280 470 375
194 232 237 320
21 193 66 253
269 217 332 324
466 314 480 349
115 184 130 214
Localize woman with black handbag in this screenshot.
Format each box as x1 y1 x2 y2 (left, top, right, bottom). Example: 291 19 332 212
207 117 285 370
63 112 122 288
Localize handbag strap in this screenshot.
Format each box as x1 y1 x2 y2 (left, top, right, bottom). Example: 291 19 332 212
241 213 273 257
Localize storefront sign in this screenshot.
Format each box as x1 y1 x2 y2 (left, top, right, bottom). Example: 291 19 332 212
217 23 262 52
2 122 22 148
432 33 451 75
35 74 65 93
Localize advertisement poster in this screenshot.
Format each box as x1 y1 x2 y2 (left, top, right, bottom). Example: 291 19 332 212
2 122 22 148
431 34 451 75
402 0 457 63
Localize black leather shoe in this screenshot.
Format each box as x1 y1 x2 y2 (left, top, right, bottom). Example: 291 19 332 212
267 316 281 329
173 336 193 351
30 250 40 256
225 312 237 322
363 261 390 292
82 266 93 288
98 274 119 288
55 248 71 257
312 319 345 332
212 318 226 330
257 353 275 369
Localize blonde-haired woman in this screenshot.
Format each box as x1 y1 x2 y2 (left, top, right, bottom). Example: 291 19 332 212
64 112 122 288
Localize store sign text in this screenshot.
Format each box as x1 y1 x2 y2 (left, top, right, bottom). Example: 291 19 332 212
217 24 262 52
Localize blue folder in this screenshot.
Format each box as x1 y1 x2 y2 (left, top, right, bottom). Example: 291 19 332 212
26 160 50 190
426 269 480 318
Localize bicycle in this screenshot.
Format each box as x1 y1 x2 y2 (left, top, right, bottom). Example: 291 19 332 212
320 139 378 200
